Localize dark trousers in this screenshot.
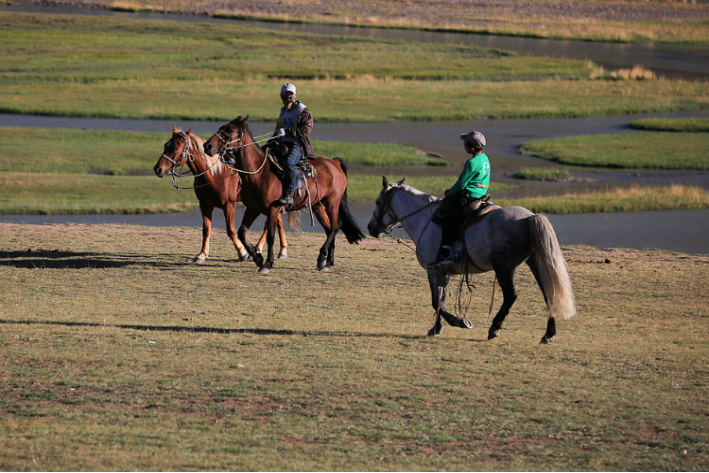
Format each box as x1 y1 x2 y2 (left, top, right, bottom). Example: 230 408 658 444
280 142 302 194
440 193 475 248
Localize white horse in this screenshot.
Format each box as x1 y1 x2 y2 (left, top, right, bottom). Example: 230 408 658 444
367 177 576 343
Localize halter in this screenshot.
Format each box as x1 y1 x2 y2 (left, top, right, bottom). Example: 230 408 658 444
160 132 194 173
160 132 239 190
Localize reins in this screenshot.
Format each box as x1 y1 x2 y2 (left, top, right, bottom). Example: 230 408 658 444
164 132 239 191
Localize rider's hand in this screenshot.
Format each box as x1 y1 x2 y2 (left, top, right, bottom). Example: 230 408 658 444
275 128 286 137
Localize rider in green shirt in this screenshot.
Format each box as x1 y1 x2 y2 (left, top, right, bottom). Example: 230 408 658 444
430 130 490 268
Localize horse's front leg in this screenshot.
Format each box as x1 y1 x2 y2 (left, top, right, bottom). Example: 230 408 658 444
223 202 249 262
426 270 473 336
255 214 287 259
257 208 280 274
238 208 261 267
195 204 213 264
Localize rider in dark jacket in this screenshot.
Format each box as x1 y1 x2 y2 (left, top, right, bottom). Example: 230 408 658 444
274 83 315 205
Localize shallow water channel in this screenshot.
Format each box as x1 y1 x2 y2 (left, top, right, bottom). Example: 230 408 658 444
1 8 708 253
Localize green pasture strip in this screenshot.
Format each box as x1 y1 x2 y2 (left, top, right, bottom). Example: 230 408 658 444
519 132 709 170
630 117 709 132
0 172 197 214
0 224 707 470
498 185 709 214
347 174 517 202
1 77 707 123
0 11 594 83
0 172 513 214
0 127 438 175
512 167 573 181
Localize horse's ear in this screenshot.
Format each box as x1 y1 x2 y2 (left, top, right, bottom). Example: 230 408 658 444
172 125 178 133
233 115 242 124
243 115 249 124
382 176 389 188
186 128 192 135
397 177 407 186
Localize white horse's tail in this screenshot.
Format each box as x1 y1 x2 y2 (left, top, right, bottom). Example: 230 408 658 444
529 214 576 320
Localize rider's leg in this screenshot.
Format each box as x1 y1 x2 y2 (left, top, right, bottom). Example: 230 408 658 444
278 143 302 205
431 194 467 267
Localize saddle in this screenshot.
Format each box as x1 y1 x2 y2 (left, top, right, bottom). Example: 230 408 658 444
263 142 316 193
433 194 500 239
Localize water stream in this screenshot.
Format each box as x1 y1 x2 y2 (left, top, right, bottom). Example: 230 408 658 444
1 7 708 253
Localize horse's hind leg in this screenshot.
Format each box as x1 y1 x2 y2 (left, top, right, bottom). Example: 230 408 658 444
488 268 518 340
526 258 556 344
238 208 261 267
426 270 473 337
312 202 335 271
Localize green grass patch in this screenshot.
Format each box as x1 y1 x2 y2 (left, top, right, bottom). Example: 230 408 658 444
630 117 709 133
0 127 439 175
0 11 591 83
512 167 573 181
0 12 708 122
498 185 709 213
0 223 707 470
519 132 709 170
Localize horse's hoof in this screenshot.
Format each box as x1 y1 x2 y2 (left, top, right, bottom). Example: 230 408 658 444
253 254 264 267
540 336 553 345
237 253 249 262
278 252 288 260
258 267 270 275
427 327 440 337
193 257 206 265
488 330 500 340
317 265 330 272
461 318 473 329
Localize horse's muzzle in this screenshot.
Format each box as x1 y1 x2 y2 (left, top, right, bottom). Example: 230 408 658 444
203 142 214 156
153 163 166 178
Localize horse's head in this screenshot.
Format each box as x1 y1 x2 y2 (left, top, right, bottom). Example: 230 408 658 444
367 176 407 237
203 115 250 159
153 126 193 178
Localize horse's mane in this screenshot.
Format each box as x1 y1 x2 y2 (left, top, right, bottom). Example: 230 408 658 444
401 184 439 204
241 119 263 151
177 129 224 174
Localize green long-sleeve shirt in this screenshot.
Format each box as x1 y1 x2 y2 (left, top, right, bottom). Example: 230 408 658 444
448 152 491 199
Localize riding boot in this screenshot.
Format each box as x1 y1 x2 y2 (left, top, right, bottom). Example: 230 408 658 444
428 245 452 269
278 189 295 205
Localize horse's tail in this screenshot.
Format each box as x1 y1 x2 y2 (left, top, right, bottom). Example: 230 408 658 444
287 209 302 233
334 157 366 244
529 214 576 320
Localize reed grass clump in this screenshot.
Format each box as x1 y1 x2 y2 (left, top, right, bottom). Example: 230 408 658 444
512 167 573 181
499 185 709 214
630 117 709 132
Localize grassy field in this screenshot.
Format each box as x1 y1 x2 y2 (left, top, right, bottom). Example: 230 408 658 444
39 0 709 44
0 223 707 470
630 117 709 133
1 12 709 122
512 167 574 181
519 132 709 170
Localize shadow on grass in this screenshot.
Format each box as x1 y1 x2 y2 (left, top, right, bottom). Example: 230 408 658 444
0 318 469 341
0 250 189 269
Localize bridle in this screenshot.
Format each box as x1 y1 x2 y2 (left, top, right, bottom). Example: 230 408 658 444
160 132 195 174
210 124 270 175
372 185 438 236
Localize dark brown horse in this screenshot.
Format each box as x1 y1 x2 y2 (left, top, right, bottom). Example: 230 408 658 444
203 116 365 274
153 126 287 264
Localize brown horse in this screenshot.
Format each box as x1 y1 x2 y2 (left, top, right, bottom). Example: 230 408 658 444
203 116 365 274
153 126 288 264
